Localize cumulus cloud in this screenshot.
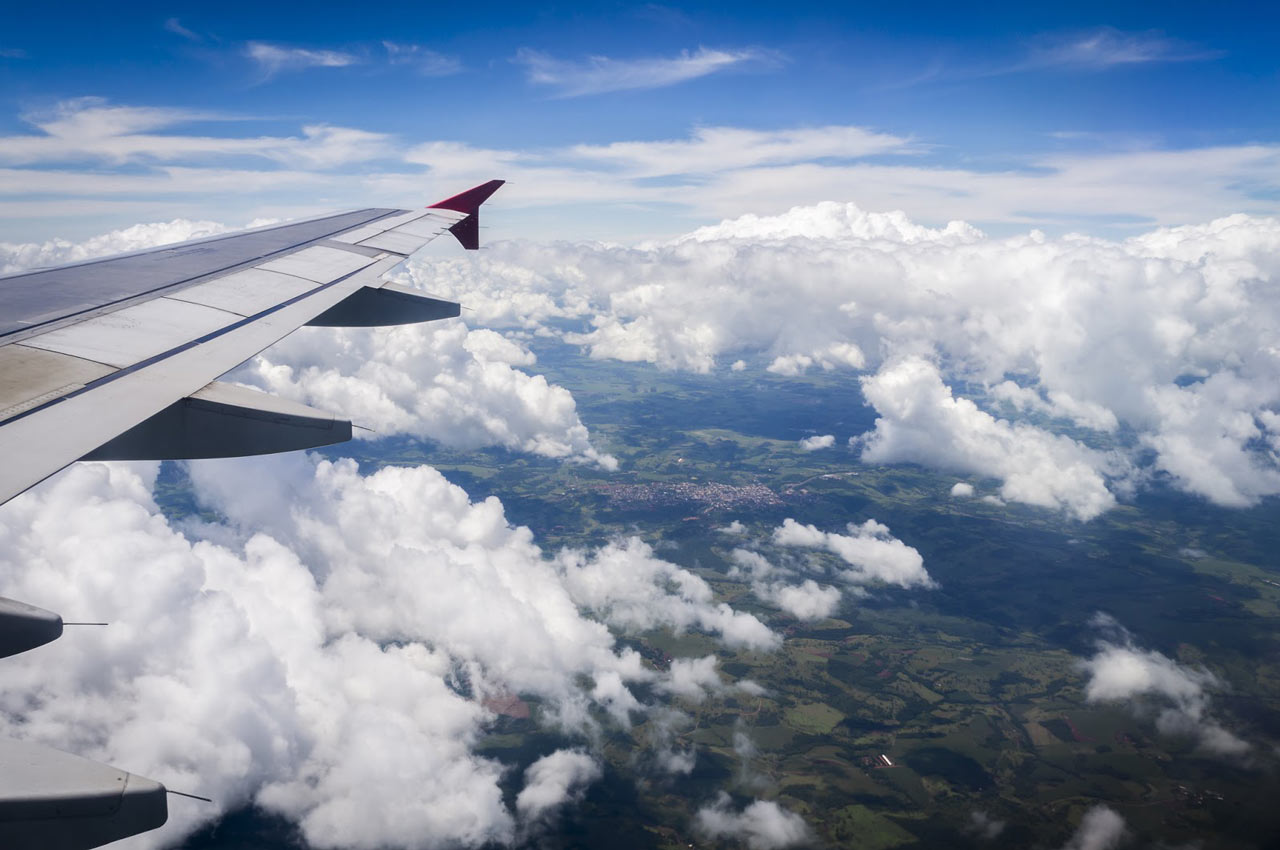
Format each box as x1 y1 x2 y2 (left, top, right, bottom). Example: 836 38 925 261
772 518 933 588
1058 806 1127 850
232 321 617 469
0 455 782 848
694 793 811 849
950 482 975 498
967 810 1005 840
555 538 778 652
798 434 835 451
726 519 926 619
860 357 1120 520
660 655 728 703
514 749 602 823
408 204 1280 519
1081 614 1248 756
514 46 777 97
754 579 841 621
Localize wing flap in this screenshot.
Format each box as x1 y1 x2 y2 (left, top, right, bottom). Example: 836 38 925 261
163 268 321 317
21 298 240 369
0 346 114 421
356 230 428 255
258 244 378 283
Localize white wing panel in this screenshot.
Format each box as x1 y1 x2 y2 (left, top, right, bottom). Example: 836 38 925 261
331 224 386 245
166 268 320 317
389 218 448 239
259 245 377 283
373 210 433 229
358 231 427 255
23 299 238 368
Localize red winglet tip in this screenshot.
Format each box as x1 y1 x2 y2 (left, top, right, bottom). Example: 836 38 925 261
427 179 505 214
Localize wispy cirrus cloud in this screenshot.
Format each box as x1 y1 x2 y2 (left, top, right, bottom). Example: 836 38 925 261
0 99 392 168
1023 27 1220 71
163 17 202 42
245 41 360 78
382 41 462 76
513 46 779 97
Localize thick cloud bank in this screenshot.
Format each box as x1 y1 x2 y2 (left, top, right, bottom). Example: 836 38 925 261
400 205 1280 518
0 457 777 848
1081 614 1248 756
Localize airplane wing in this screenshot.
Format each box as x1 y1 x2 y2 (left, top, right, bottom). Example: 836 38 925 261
0 180 504 849
0 179 504 507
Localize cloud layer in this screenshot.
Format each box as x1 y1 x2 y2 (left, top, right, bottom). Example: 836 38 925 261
0 455 780 848
3 96 1277 239
397 203 1280 519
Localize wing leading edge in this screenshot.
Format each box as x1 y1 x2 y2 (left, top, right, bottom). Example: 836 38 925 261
0 180 504 849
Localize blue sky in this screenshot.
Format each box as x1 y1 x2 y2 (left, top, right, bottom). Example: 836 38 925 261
1 1 1278 241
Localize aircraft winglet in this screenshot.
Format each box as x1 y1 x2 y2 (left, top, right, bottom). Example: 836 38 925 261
428 179 505 215
427 179 504 251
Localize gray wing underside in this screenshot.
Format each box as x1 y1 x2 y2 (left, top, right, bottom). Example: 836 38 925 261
0 204 472 507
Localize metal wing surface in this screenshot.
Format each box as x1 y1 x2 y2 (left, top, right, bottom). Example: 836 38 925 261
0 179 504 508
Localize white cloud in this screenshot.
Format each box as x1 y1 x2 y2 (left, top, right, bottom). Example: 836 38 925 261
1 218 232 274
754 579 841 621
514 749 601 823
1024 28 1215 71
514 46 776 97
382 41 462 76
555 538 779 652
1081 614 1249 757
1058 806 1127 850
571 125 908 178
798 434 835 451
694 793 811 850
772 518 933 588
860 357 1120 521
18 195 1280 520
245 42 359 77
3 100 1278 240
0 454 783 848
950 482 974 498
660 655 726 702
163 18 201 42
232 322 617 469
0 99 391 168
967 810 1005 840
